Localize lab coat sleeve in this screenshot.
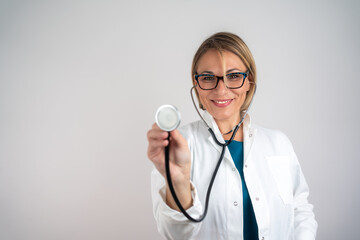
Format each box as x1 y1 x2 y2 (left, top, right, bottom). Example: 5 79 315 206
291 152 318 240
151 168 203 240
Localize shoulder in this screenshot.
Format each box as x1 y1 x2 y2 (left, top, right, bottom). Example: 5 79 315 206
254 124 291 142
252 123 295 154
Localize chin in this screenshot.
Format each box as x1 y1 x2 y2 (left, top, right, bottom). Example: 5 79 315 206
210 110 234 121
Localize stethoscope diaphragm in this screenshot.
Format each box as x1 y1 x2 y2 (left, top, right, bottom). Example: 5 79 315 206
155 104 181 132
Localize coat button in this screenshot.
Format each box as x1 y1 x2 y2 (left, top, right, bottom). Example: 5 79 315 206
233 201 238 206
232 168 236 171
249 133 252 137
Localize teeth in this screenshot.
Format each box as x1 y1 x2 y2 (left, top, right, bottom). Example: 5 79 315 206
214 100 230 104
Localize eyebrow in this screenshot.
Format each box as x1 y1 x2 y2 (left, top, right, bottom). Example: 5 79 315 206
226 68 243 73
198 69 243 75
199 71 214 75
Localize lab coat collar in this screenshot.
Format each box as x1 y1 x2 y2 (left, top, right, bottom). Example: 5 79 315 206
202 110 254 140
202 110 256 161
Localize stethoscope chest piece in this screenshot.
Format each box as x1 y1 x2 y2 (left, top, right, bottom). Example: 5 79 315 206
155 104 181 131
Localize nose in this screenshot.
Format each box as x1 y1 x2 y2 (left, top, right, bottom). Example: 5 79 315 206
214 77 227 93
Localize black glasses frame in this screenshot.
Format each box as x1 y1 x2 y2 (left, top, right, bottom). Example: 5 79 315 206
194 72 248 90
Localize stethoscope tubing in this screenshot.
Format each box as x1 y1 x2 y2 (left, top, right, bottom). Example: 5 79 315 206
165 128 236 222
164 83 257 222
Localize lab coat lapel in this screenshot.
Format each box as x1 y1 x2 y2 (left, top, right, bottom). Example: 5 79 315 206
243 115 257 164
203 111 225 154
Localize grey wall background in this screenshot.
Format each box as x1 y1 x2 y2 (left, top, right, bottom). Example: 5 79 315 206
0 0 359 239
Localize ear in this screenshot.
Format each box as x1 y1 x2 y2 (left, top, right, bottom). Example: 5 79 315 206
245 72 255 90
244 78 251 92
192 74 196 85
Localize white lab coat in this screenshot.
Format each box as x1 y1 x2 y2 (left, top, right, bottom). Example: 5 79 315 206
151 111 317 240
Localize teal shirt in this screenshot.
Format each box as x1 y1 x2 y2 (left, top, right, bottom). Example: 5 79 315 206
227 140 258 239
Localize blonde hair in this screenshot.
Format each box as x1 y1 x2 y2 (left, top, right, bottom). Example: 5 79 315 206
191 32 257 112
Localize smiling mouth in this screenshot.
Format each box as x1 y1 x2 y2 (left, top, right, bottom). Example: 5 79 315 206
214 100 230 104
211 99 233 107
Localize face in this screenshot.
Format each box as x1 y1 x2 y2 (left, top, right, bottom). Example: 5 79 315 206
195 49 250 125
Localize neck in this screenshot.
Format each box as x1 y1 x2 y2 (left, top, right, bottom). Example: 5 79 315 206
215 117 243 141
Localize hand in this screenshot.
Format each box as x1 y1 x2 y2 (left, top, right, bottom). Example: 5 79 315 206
147 123 191 185
147 123 193 210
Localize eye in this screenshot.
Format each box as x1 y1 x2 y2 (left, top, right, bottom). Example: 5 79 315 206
227 73 242 81
200 75 216 81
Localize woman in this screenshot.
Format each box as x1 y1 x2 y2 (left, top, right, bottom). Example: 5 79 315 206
147 32 317 240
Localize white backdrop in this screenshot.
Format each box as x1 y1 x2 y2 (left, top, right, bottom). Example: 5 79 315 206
0 0 359 239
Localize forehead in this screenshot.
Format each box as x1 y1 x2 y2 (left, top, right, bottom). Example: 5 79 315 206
196 49 246 73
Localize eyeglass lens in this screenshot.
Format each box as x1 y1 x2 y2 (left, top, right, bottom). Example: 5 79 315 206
197 73 245 90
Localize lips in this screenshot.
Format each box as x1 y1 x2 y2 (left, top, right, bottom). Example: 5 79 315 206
211 99 233 107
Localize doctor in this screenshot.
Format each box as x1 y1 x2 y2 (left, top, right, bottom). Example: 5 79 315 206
147 32 317 240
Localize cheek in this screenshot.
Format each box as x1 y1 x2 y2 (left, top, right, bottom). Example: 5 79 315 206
233 90 248 106
196 88 208 104
236 82 251 99
199 93 209 106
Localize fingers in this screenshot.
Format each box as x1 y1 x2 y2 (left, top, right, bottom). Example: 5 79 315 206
147 123 169 159
169 129 188 149
147 123 190 180
148 123 187 148
147 124 169 143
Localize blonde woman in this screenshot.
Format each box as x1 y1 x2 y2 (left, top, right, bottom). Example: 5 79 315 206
147 32 317 240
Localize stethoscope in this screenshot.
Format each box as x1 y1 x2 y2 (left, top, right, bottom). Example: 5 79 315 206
155 82 257 222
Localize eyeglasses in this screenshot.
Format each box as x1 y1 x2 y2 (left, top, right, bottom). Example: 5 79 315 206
194 72 248 90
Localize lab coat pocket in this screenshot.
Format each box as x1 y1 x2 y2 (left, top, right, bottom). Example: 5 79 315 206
266 155 294 205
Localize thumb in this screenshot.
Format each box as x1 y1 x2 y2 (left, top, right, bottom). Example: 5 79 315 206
169 130 188 148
